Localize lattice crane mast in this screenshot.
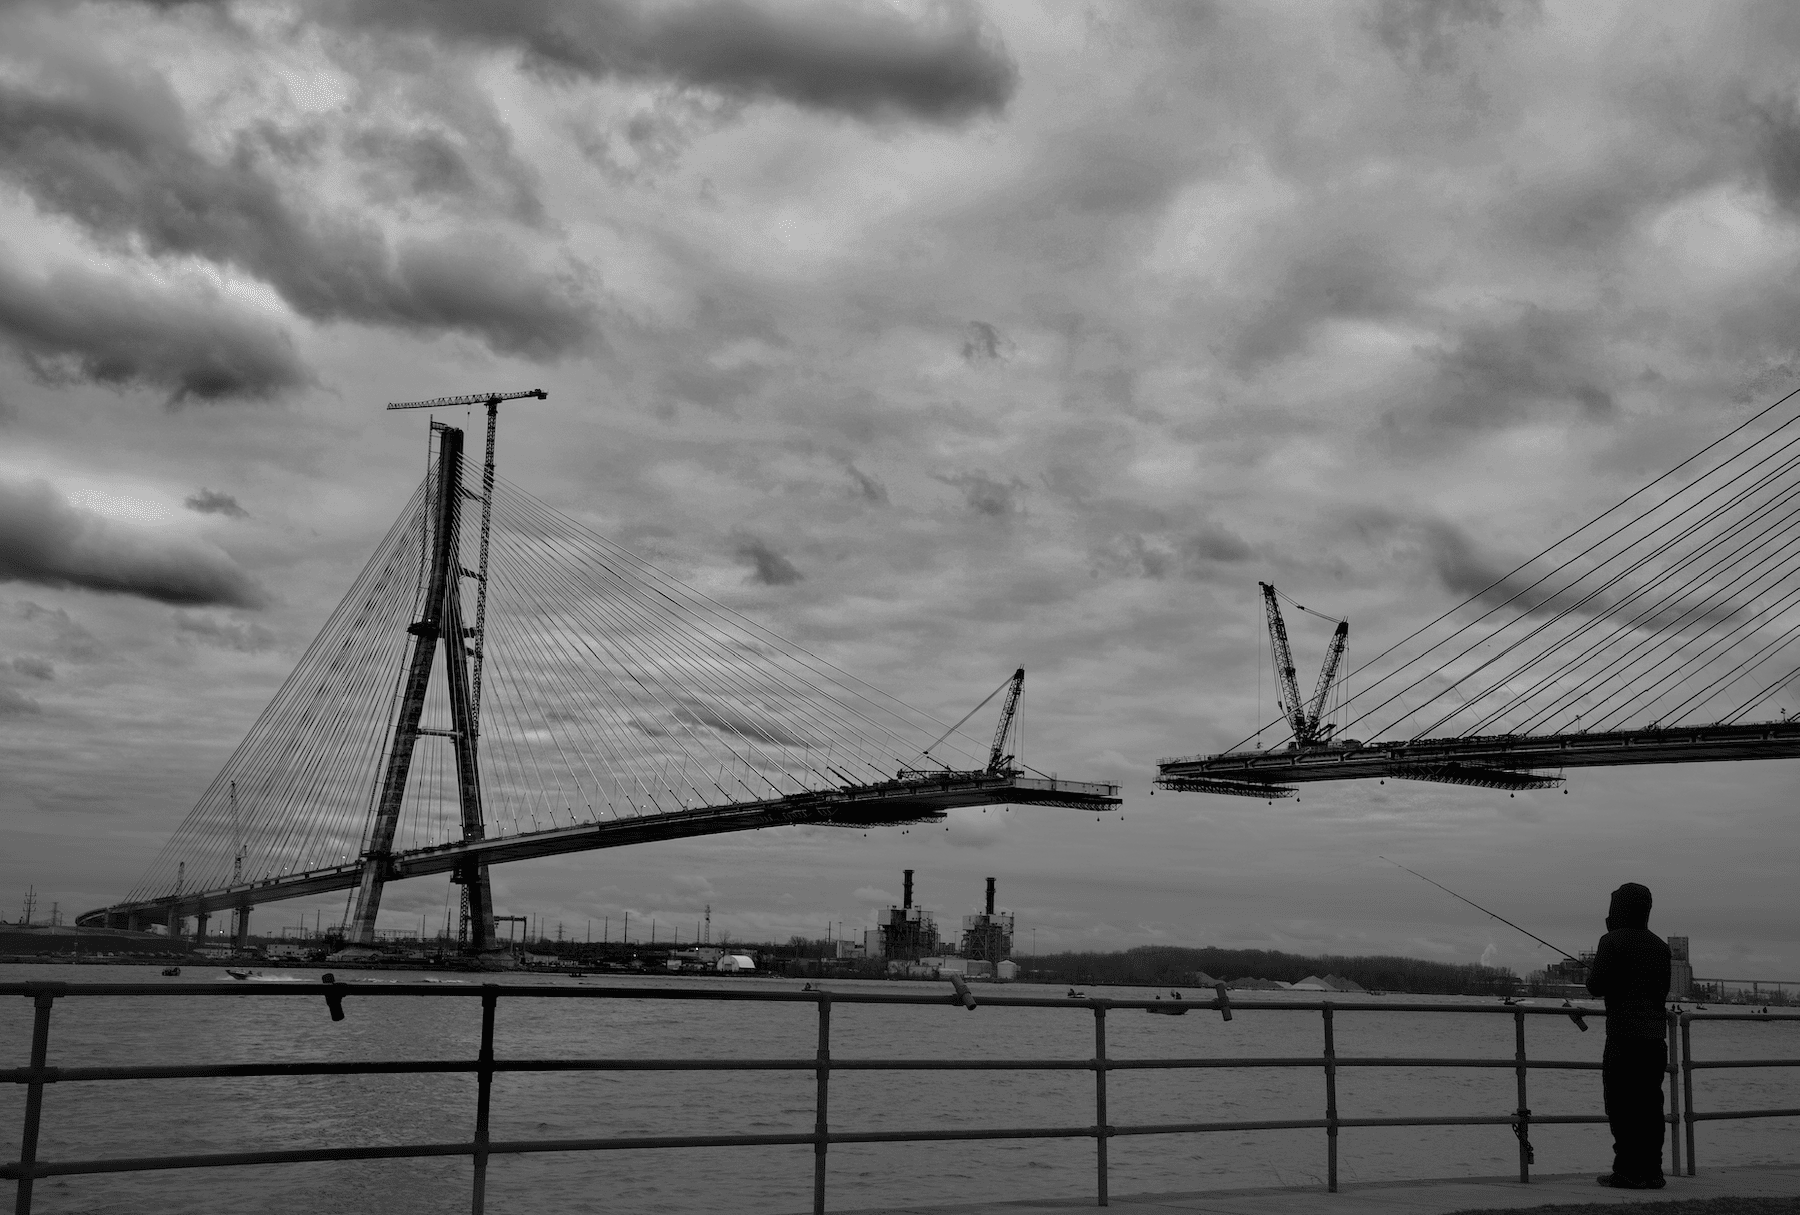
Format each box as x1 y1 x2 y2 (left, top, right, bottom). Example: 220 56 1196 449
1261 582 1348 748
986 667 1025 774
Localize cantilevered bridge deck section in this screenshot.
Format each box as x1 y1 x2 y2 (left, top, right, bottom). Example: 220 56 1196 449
82 772 1117 927
1157 721 1800 797
1160 388 1800 799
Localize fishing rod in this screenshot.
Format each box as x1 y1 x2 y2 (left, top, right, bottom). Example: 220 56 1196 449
1379 857 1578 960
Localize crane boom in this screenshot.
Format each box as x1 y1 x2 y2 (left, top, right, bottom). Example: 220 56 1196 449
1303 620 1350 741
387 389 547 411
1261 583 1306 741
986 668 1025 774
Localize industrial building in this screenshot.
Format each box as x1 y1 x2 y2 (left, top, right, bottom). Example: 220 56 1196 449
960 877 1014 964
873 869 938 960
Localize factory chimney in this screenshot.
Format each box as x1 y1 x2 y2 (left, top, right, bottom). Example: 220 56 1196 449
985 877 996 916
903 869 914 910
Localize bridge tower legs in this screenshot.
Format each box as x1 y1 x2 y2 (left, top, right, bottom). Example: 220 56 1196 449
348 424 496 952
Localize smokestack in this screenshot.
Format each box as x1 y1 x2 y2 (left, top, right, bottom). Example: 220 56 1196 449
903 869 914 910
985 877 996 915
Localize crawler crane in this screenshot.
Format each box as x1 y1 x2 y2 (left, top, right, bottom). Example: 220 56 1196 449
1262 582 1348 749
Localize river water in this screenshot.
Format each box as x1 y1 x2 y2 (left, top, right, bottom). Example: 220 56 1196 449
2 964 1795 1214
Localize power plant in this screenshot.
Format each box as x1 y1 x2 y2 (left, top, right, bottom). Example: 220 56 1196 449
866 870 1017 979
960 877 1013 964
873 869 938 960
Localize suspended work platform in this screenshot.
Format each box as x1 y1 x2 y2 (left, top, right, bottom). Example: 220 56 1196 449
1158 720 1800 798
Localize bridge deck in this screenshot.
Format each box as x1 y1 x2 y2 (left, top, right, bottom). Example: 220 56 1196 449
78 773 1119 926
1156 721 1800 796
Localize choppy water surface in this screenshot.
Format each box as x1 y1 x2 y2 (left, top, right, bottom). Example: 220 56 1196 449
1 964 1794 1214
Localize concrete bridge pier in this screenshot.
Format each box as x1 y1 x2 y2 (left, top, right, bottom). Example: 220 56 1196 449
193 909 209 947
233 903 250 951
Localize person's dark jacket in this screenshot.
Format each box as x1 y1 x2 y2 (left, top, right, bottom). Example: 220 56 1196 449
1586 883 1671 1041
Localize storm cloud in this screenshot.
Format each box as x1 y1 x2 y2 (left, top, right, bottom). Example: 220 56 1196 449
730 533 802 586
0 478 265 607
0 260 308 403
331 0 1018 123
0 50 591 358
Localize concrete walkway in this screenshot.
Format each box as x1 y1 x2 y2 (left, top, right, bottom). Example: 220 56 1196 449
827 1163 1800 1214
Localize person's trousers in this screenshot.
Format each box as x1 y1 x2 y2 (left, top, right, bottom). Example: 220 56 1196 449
1602 1036 1667 1181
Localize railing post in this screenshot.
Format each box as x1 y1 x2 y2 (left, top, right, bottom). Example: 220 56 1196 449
471 986 497 1215
13 987 59 1215
1321 1004 1338 1194
1513 1009 1531 1183
1665 1008 1681 1179
1681 1012 1696 1176
1093 1002 1109 1207
813 994 831 1215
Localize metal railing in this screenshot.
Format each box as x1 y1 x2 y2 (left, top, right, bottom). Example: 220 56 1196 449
1680 1007 1800 1177
3 979 1794 1214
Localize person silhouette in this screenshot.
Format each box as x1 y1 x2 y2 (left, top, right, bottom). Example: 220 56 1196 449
1585 882 1672 1189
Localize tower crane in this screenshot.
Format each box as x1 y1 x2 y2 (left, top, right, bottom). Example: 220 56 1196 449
387 389 547 731
1261 582 1349 748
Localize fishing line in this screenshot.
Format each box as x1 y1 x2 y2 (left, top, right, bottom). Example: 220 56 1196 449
1380 856 1576 959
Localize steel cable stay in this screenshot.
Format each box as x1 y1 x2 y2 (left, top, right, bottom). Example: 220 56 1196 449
1349 413 1800 736
1721 649 1800 723
1554 574 1800 735
1354 428 1800 742
1611 594 1800 730
490 474 994 769
1474 498 1800 737
1208 389 1800 757
497 544 761 812
486 482 986 781
1410 469 1800 739
1449 461 1800 734
488 500 852 792
1457 462 1800 734
482 529 681 820
493 504 957 781
128 484 430 899
475 561 623 829
1556 554 1800 734
474 545 598 832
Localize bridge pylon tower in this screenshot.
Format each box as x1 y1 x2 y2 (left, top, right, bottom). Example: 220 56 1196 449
347 422 496 951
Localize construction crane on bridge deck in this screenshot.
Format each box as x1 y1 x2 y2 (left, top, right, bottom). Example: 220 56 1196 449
1262 582 1349 749
987 667 1025 774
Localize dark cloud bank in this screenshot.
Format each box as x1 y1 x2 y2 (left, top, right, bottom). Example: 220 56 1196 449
331 0 1018 122
0 478 264 607
0 260 307 403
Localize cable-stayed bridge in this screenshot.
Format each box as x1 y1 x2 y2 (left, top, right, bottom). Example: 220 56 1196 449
1161 391 1800 798
80 404 1118 949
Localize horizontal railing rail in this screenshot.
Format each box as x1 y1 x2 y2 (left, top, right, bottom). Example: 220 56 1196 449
4 980 1793 1214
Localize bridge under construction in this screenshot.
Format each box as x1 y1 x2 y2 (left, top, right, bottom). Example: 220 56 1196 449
1160 388 1800 799
79 391 1118 950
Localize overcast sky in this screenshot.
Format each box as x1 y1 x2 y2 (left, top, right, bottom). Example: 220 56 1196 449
1 0 1796 978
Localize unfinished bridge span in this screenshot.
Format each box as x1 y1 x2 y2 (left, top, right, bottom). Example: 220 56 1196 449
80 395 1118 949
